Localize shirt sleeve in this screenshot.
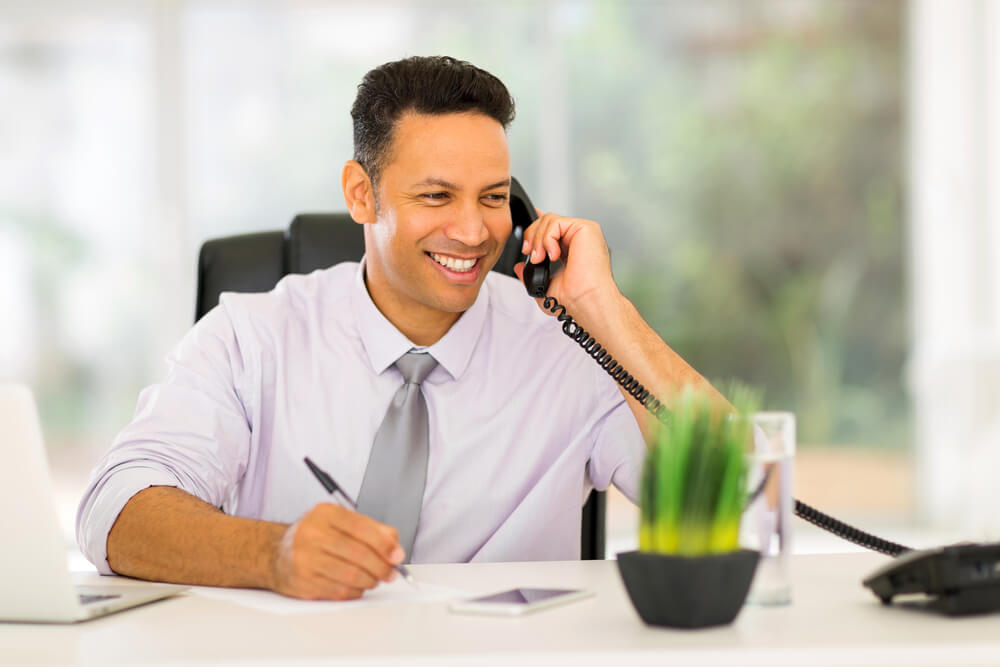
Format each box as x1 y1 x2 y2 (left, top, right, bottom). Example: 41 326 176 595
75 301 253 574
586 365 648 504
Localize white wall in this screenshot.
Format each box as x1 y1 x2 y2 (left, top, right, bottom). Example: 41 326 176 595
909 0 1000 534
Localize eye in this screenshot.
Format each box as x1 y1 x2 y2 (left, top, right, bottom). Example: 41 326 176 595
482 193 509 207
421 192 450 202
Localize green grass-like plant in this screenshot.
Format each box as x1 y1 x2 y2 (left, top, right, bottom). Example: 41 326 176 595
639 384 760 556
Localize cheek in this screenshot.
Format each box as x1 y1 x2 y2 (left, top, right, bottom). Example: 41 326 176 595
375 213 437 273
397 210 448 250
486 210 513 243
371 214 413 256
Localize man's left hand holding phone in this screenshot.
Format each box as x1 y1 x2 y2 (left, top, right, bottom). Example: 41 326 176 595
106 485 405 601
513 209 619 320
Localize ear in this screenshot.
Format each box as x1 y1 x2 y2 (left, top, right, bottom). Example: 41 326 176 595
342 160 377 224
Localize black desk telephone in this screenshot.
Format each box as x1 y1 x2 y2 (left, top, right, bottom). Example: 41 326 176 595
508 177 1000 615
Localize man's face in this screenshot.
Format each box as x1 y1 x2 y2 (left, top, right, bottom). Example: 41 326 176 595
363 111 512 325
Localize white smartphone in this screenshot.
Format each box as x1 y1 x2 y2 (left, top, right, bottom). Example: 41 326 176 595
448 588 593 616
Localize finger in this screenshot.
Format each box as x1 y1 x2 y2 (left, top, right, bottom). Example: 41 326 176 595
321 583 364 601
318 505 402 580
305 571 366 601
544 229 562 262
321 504 402 561
321 530 399 584
524 214 555 262
520 220 540 258
521 212 559 260
315 552 383 591
550 217 599 264
533 214 566 262
276 547 367 601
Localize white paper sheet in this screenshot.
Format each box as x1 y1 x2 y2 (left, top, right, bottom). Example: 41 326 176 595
188 577 465 614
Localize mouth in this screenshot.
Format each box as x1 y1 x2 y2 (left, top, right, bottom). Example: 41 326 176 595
426 251 484 283
428 252 479 272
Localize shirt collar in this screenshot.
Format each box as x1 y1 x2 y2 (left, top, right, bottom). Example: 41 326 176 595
352 257 490 381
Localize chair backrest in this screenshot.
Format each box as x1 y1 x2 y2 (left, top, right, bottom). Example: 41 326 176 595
194 182 607 560
196 215 363 321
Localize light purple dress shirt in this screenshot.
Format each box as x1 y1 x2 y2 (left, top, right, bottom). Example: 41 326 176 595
76 261 646 574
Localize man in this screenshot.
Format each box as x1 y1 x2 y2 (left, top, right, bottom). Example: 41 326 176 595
77 56 722 600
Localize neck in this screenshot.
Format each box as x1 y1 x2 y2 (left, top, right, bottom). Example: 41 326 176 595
363 270 461 347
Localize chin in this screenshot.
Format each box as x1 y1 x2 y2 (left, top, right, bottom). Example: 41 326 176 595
433 293 480 314
428 281 485 313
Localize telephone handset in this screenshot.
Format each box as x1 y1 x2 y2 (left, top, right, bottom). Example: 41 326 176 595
521 250 550 299
507 177 911 558
509 179 549 298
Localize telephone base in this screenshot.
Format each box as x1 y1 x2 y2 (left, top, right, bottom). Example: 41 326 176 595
863 542 1000 616
924 585 1000 616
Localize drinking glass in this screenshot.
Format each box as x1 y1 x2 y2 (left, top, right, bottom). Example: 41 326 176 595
742 411 796 605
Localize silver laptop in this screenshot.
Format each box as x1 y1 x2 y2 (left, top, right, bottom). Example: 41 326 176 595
0 384 186 623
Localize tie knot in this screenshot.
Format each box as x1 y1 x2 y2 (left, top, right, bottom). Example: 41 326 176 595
395 351 438 385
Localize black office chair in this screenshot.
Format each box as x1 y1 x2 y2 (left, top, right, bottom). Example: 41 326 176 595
194 183 607 560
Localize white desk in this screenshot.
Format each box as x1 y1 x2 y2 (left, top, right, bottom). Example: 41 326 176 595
2 553 999 666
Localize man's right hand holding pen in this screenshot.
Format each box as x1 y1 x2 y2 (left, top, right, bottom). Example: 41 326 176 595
269 502 407 601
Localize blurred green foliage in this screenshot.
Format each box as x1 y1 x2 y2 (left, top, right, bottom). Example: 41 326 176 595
564 2 906 448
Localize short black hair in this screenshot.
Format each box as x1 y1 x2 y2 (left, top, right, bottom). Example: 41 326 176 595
351 55 516 187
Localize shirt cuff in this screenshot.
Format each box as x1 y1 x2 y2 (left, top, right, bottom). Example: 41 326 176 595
77 466 180 575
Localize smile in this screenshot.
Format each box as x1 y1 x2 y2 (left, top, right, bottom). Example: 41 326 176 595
429 252 479 273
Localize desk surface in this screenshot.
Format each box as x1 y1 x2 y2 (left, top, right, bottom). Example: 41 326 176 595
2 552 999 666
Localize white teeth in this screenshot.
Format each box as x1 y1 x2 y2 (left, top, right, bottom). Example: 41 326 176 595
430 253 477 272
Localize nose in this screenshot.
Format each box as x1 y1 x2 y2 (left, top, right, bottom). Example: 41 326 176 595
444 199 490 248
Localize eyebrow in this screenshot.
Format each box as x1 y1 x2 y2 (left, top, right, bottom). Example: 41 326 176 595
412 177 511 192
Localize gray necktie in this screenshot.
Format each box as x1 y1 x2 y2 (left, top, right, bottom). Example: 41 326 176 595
356 351 438 562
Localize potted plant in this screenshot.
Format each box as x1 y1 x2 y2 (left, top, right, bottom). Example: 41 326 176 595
617 385 760 629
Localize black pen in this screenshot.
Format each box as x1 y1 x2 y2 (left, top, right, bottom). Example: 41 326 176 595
303 457 417 587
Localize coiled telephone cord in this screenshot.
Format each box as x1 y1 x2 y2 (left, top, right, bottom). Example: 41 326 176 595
542 296 671 424
542 295 914 558
794 500 910 556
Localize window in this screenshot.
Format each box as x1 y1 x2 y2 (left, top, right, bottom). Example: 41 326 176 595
4 1 911 559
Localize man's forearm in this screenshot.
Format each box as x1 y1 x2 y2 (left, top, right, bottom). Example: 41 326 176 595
573 288 728 443
107 486 285 589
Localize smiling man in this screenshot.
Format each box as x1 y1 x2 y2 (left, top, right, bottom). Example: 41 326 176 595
76 56 722 600
346 110 512 345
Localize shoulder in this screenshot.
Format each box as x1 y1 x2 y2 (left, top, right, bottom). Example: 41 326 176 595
218 262 356 323
214 262 358 344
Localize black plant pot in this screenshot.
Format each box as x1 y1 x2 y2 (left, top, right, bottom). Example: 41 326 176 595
617 549 760 629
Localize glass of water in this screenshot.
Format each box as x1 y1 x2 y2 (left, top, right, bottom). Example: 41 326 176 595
742 411 796 605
